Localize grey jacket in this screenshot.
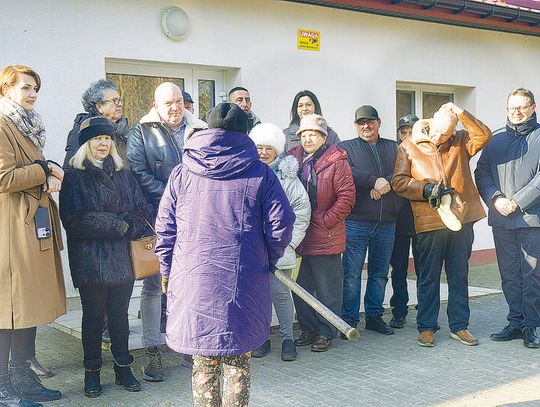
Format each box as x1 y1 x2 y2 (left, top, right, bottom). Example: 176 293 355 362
475 113 540 229
271 155 311 270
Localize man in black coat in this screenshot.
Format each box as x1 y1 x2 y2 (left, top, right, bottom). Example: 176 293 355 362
475 88 540 348
339 106 402 335
388 115 419 329
126 82 206 381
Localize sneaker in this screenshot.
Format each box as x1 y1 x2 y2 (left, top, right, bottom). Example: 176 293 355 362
143 346 164 382
294 331 317 346
389 316 406 329
252 340 271 358
281 339 297 362
417 331 435 347
28 357 53 379
311 336 331 352
522 327 540 349
450 329 479 346
365 317 394 335
490 325 523 342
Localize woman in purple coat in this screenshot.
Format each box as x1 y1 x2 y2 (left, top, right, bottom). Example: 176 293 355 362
155 103 295 406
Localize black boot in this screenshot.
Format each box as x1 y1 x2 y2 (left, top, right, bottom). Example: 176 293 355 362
84 369 102 398
9 364 61 402
0 373 42 407
113 364 141 392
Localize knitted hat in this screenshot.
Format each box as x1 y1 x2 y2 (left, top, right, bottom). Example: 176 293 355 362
78 116 115 146
249 123 286 156
296 114 328 137
206 103 248 134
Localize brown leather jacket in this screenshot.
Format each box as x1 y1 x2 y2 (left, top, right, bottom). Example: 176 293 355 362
391 111 491 233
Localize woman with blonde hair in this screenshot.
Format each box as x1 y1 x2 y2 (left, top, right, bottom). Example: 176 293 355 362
60 117 152 397
0 64 66 406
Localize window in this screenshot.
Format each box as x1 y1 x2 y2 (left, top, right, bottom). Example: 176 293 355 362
422 92 454 119
106 73 185 126
396 90 415 126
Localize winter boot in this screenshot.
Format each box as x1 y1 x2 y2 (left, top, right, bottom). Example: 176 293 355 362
114 364 141 392
142 346 164 382
0 373 42 407
9 364 61 402
84 369 102 398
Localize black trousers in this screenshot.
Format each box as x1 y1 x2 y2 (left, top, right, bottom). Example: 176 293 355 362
293 254 343 339
390 234 418 319
493 227 540 329
79 281 134 370
0 327 35 374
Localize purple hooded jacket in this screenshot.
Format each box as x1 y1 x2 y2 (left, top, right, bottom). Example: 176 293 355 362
155 127 295 356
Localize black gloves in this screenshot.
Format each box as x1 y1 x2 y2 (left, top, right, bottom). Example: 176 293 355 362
423 181 454 209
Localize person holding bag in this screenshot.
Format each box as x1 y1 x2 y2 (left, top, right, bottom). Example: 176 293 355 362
0 64 66 407
60 117 152 398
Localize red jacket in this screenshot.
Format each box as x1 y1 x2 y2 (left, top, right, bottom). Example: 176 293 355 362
290 144 355 256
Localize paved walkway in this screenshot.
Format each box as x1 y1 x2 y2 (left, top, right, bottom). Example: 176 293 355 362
35 266 540 407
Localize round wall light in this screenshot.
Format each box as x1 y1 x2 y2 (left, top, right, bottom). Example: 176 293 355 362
161 7 189 40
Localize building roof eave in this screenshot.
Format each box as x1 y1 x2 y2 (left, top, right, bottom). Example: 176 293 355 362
284 0 540 37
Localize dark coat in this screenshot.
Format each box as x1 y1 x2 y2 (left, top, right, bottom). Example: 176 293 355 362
284 123 340 154
289 144 355 256
475 113 540 229
155 128 295 356
63 113 129 168
59 157 153 288
339 136 402 222
126 109 206 212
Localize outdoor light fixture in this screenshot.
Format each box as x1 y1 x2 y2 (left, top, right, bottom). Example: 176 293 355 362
161 6 189 40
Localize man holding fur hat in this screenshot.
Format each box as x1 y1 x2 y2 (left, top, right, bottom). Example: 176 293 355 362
392 102 491 348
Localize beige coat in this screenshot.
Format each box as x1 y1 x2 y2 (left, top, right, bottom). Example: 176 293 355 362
0 112 66 329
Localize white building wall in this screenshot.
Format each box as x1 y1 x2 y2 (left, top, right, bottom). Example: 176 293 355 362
2 0 540 295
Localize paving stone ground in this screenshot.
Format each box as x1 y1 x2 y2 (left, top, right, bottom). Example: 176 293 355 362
35 265 540 407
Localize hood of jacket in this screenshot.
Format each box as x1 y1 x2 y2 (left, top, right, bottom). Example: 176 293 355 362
506 112 539 137
182 127 260 180
272 155 299 180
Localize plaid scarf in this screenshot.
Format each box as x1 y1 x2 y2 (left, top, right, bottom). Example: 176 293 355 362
0 97 46 151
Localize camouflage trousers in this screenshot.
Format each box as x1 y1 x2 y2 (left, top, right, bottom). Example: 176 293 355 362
192 352 251 407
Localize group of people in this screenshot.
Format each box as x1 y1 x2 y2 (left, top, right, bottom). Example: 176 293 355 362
0 61 539 407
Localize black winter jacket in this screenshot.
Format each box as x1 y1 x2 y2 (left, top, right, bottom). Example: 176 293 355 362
59 157 153 288
475 113 540 229
339 136 402 222
126 109 207 212
63 113 129 168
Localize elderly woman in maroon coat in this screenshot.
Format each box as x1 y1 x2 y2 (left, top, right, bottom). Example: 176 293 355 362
155 103 294 406
289 114 355 352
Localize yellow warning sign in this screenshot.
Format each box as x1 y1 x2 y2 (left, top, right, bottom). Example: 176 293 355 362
298 29 320 51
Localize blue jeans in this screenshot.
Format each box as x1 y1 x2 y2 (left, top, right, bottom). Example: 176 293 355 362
341 220 396 324
416 223 474 333
389 234 418 319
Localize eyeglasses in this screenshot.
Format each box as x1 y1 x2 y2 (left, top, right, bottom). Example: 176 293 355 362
507 105 532 113
102 98 123 106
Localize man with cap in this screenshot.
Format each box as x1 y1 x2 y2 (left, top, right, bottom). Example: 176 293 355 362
388 114 419 329
228 86 261 133
155 102 294 406
392 102 491 347
126 82 206 382
475 88 540 348
339 106 403 336
182 91 194 114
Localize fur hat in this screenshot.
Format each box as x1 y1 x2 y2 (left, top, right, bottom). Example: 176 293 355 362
206 103 248 134
296 114 328 137
78 116 115 146
248 123 286 156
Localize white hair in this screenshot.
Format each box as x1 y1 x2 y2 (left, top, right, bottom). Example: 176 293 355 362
69 139 124 171
248 123 286 156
